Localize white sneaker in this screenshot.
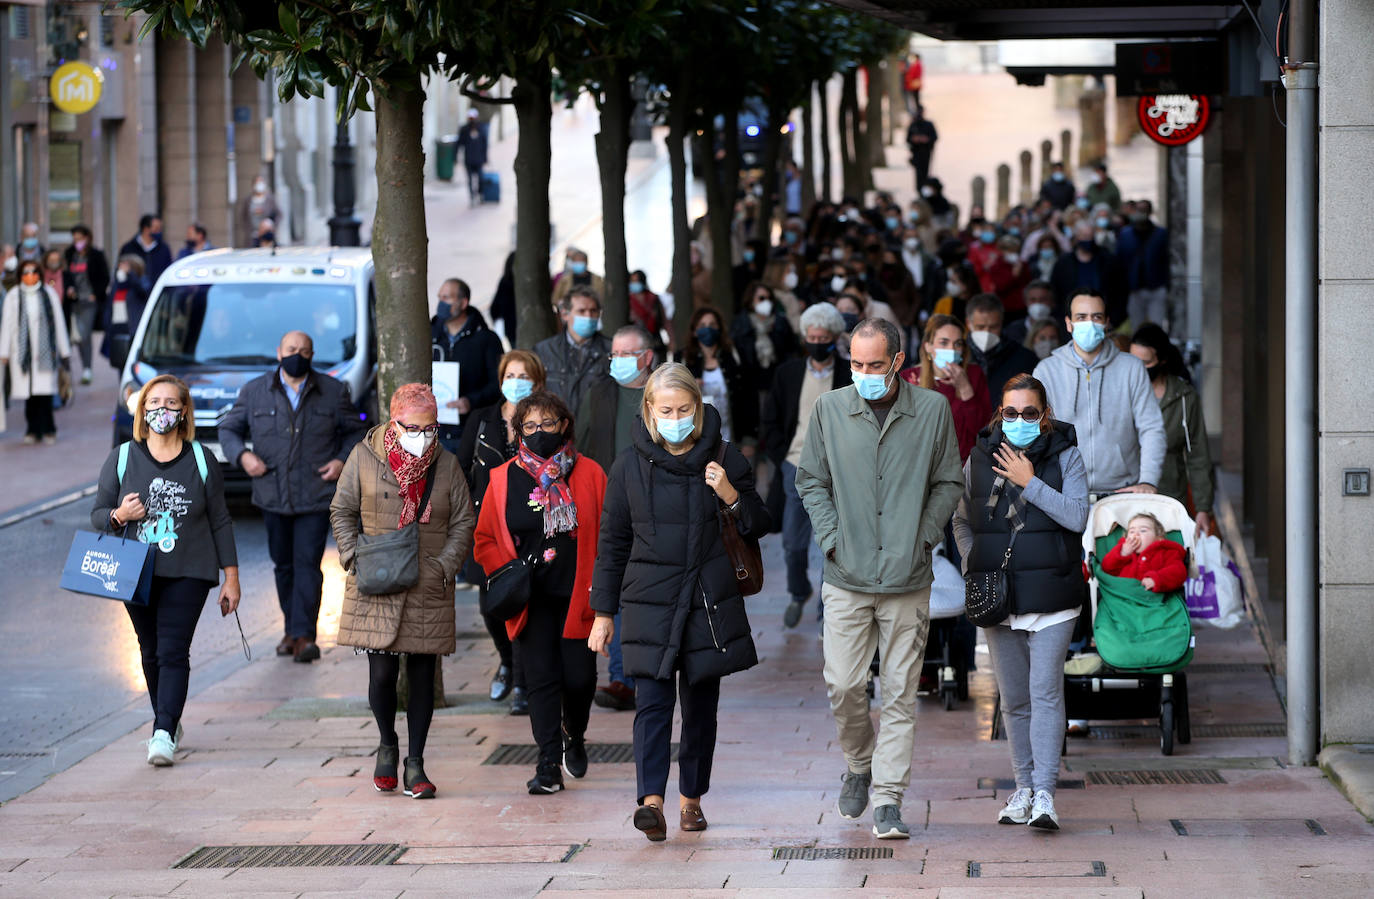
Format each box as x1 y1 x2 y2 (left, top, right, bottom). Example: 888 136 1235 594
147 729 175 767
1028 790 1059 830
997 787 1033 825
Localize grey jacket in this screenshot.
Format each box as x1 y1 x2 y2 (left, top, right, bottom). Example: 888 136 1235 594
795 378 965 595
219 368 366 515
1032 341 1165 493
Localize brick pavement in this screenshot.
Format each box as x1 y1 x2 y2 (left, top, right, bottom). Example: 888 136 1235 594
1 534 1371 897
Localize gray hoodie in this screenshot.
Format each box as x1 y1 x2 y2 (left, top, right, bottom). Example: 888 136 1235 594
1032 340 1165 493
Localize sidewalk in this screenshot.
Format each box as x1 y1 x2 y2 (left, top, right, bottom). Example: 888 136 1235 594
1 536 1371 897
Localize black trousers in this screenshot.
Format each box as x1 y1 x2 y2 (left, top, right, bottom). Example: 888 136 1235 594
634 671 721 804
125 576 216 734
261 510 330 641
25 395 56 437
516 589 596 768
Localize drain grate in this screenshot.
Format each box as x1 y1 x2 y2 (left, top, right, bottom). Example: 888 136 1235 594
1088 723 1285 740
482 743 676 765
773 847 893 860
978 777 1084 790
1087 769 1226 786
1187 662 1270 674
173 844 404 869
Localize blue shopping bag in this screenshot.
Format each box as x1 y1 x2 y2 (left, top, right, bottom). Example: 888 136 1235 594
60 528 155 605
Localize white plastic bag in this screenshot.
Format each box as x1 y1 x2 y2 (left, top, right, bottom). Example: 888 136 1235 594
1184 534 1245 629
929 546 966 619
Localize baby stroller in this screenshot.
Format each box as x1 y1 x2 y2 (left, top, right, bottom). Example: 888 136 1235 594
1064 493 1198 755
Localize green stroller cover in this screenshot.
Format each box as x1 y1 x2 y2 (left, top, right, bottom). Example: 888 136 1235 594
1091 529 1194 673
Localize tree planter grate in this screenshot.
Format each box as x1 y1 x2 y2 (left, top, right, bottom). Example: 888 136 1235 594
482 742 677 765
173 843 404 868
772 847 893 860
1087 769 1226 786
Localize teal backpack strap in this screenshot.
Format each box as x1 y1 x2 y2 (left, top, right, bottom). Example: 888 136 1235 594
117 441 130 483
190 441 209 484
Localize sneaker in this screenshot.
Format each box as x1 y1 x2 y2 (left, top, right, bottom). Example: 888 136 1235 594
593 681 636 711
997 787 1033 825
837 770 872 819
527 763 565 794
872 804 910 840
563 733 588 779
81 368 93 385
374 743 399 792
783 596 807 629
509 687 529 716
146 729 175 767
489 664 512 701
1028 790 1059 830
402 756 436 799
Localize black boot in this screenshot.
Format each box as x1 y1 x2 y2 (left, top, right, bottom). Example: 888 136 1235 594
373 743 399 792
403 756 436 799
526 761 564 795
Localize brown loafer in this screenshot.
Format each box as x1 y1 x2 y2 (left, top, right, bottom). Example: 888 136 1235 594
633 803 667 842
680 802 708 832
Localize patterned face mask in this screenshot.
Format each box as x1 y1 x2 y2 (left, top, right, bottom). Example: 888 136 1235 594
145 406 182 435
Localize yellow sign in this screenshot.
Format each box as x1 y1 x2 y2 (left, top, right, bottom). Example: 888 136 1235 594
49 62 103 115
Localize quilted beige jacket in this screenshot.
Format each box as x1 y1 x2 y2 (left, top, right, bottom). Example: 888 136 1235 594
329 426 475 655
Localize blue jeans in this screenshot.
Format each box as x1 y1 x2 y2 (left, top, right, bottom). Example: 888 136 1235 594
607 611 635 689
781 461 815 602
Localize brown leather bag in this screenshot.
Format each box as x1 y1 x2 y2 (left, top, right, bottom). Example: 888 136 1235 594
715 443 763 597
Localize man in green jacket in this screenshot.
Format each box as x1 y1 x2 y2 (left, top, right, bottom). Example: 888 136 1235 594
796 318 964 841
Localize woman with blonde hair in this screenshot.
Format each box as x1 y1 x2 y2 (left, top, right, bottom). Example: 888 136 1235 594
589 362 770 841
90 374 239 766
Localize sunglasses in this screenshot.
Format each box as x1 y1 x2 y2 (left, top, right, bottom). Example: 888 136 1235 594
1000 406 1043 423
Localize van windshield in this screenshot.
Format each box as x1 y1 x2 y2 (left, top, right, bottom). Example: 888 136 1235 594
138 282 358 367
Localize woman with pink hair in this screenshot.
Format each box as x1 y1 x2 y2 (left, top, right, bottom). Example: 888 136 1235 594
330 383 476 799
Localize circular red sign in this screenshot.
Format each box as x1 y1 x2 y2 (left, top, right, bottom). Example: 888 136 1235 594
1137 94 1210 146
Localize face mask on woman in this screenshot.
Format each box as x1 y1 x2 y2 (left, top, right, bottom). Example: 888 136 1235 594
501 378 533 404
656 414 695 444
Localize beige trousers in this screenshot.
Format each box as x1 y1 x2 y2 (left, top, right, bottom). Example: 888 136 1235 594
821 582 931 809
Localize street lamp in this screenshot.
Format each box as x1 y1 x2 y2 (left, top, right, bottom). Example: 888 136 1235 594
328 120 361 247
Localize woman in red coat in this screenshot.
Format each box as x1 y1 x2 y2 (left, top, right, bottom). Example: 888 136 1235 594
1100 513 1188 593
474 390 607 795
900 314 992 462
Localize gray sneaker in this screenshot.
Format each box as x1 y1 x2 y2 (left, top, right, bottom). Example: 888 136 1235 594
837 770 871 819
872 804 910 839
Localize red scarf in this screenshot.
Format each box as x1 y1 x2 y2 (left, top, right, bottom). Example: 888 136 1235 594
383 426 439 528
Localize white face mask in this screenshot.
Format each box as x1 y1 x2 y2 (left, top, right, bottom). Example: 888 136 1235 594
397 430 434 457
754 299 774 317
782 271 799 290
969 330 1000 353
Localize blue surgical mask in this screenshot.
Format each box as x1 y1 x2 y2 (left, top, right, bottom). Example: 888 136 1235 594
609 355 643 385
572 315 599 338
656 414 695 444
885 217 900 231
628 280 644 294
569 261 588 276
501 378 533 404
1002 418 1041 448
853 361 896 401
1072 320 1106 352
932 347 962 368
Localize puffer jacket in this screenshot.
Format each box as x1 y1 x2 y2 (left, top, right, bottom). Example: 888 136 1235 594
330 426 476 655
590 404 770 684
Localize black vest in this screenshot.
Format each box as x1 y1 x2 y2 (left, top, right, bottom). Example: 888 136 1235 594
966 421 1087 615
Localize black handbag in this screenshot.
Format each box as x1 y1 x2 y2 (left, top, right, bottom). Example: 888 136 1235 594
354 462 438 596
481 552 537 621
964 527 1020 628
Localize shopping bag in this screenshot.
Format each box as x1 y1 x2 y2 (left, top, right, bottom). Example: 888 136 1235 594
1184 534 1245 629
60 529 155 604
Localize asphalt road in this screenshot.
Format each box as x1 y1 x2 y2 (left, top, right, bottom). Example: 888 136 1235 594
0 499 291 802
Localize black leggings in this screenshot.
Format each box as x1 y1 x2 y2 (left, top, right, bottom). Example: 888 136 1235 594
125 576 215 734
367 652 437 759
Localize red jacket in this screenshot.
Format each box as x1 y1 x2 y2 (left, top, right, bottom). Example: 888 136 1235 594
899 363 992 462
473 456 607 640
1101 537 1187 593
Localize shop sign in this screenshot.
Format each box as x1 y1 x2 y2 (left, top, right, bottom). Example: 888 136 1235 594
49 61 103 115
1137 94 1210 146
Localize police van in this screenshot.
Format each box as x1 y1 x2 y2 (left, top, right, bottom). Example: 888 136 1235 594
109 247 378 473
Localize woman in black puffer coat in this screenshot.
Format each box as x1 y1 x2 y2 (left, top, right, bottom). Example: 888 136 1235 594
589 362 770 843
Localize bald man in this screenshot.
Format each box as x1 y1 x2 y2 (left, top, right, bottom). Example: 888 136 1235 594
220 330 366 662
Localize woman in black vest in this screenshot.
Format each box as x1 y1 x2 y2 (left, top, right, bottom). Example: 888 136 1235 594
952 373 1089 832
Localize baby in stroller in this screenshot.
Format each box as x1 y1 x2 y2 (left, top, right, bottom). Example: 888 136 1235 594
1100 513 1188 594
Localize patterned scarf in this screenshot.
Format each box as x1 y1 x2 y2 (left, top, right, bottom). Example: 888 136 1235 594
516 438 579 538
16 283 57 376
383 426 439 528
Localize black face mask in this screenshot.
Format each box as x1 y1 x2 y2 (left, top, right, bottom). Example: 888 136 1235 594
523 430 565 459
280 353 311 378
807 341 836 362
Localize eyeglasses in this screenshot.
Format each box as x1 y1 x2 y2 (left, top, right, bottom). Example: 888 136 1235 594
396 422 439 437
1000 406 1043 423
520 417 563 435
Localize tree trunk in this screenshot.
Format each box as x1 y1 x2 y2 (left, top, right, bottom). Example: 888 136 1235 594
753 100 784 243
839 69 858 200
800 92 817 214
866 60 887 171
667 91 694 345
594 65 633 333
512 68 558 348
371 82 431 410
818 79 833 204
700 107 740 320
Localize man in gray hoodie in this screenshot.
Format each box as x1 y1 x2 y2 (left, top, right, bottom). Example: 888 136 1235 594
1033 289 1165 497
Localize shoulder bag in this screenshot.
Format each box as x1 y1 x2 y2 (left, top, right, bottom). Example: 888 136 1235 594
354 462 437 596
715 443 764 597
